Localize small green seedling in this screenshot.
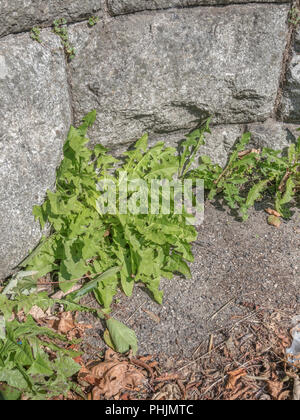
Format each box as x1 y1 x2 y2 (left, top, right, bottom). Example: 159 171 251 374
289 8 300 25
30 26 42 43
53 18 76 60
88 16 99 27
188 132 300 221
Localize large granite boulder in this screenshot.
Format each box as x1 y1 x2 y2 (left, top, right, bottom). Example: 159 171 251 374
69 4 289 147
0 0 103 38
0 31 72 279
107 0 291 16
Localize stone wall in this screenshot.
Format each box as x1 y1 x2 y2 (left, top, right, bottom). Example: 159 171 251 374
0 0 299 278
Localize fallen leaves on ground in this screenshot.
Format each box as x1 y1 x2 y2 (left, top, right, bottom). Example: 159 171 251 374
75 349 189 400
47 311 92 340
153 383 182 400
60 304 297 401
156 305 297 401
79 349 146 399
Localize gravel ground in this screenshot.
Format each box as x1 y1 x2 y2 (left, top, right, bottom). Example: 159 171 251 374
80 200 300 358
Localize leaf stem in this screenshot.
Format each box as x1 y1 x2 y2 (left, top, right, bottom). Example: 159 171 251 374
278 169 292 192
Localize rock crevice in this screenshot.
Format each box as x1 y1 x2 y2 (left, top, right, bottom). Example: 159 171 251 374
106 0 291 16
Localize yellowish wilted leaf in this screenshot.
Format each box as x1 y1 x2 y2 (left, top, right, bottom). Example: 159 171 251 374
267 215 281 228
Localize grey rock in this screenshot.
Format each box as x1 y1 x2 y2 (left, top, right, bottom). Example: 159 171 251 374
107 0 291 16
69 4 289 149
0 31 72 279
281 29 300 123
247 119 299 150
199 124 244 167
0 0 103 38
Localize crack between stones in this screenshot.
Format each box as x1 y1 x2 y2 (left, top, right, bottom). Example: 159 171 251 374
0 11 104 41
106 1 292 17
65 58 76 127
274 0 299 120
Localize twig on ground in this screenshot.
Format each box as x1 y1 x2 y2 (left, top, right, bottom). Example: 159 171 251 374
125 300 147 323
208 298 235 321
178 341 226 372
131 358 154 379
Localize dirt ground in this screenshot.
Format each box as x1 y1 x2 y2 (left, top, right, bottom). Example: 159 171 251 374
80 200 299 354
75 307 299 400
75 199 299 400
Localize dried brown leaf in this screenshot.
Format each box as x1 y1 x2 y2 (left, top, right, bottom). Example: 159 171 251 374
28 305 46 321
78 367 99 387
226 368 247 390
81 352 146 399
265 208 281 218
267 380 283 399
57 312 76 334
105 348 120 362
238 149 260 158
92 362 145 399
